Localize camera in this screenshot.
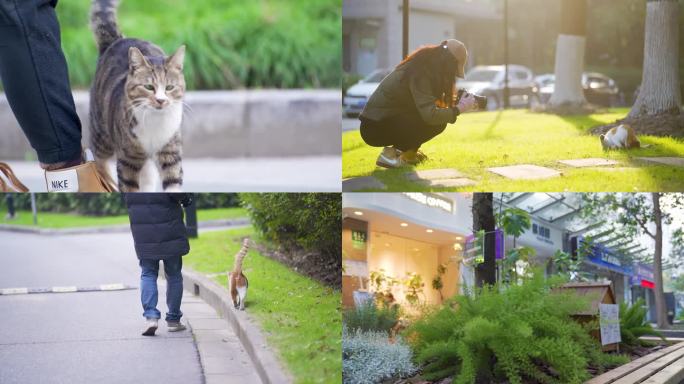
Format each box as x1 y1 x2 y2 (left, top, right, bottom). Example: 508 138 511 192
456 89 488 110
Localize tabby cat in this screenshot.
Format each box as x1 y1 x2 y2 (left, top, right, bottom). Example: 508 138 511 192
90 0 186 192
229 239 250 311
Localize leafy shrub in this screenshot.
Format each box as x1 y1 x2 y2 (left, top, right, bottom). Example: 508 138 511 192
56 0 340 90
620 298 664 347
343 302 399 334
8 193 238 215
239 193 341 288
406 273 624 384
343 327 416 384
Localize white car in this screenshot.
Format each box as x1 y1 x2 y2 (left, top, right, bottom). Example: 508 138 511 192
343 69 391 117
458 65 540 111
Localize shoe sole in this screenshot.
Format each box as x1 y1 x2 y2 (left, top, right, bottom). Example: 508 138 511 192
142 325 158 336
168 326 187 332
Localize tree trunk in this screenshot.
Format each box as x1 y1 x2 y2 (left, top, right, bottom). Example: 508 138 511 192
473 193 496 286
629 0 681 119
652 193 669 329
549 0 587 107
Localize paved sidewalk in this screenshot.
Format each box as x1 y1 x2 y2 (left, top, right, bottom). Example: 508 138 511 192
182 294 261 384
0 230 261 384
3 157 341 192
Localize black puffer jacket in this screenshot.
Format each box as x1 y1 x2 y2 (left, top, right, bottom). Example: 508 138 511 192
125 193 191 260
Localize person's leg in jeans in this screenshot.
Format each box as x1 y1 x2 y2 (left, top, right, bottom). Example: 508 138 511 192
163 255 186 331
139 259 161 320
0 0 82 167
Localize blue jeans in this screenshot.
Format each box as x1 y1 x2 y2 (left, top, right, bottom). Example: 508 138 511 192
139 256 183 322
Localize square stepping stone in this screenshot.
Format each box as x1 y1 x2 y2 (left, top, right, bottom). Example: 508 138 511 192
405 168 465 181
488 164 561 180
635 157 684 167
342 176 386 191
558 158 619 168
417 178 476 188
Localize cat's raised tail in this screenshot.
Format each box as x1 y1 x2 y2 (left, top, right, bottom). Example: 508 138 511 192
233 239 250 275
90 0 123 54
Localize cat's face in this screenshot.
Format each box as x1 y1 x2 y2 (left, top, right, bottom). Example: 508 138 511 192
126 45 186 111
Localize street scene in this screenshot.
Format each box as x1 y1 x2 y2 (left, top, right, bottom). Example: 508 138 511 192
0 0 341 193
342 0 684 192
0 193 341 384
342 192 684 383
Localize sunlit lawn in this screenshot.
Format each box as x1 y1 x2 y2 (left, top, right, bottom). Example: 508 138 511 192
0 207 247 228
185 227 341 384
343 108 684 191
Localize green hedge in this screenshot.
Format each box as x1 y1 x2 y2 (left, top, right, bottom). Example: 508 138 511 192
7 193 239 215
239 193 341 288
56 0 340 90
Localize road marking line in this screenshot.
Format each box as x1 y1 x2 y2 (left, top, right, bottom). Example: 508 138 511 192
0 284 136 296
1 288 28 295
99 283 126 291
52 286 78 293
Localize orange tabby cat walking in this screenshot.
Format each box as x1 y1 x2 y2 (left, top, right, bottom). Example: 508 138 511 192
229 239 250 310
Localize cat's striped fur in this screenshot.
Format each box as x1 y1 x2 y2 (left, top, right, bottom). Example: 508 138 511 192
89 0 185 192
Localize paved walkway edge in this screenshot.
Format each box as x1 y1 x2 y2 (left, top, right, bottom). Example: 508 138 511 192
0 218 250 235
182 268 292 384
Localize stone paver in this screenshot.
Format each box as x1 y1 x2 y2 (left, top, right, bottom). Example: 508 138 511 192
487 164 561 180
635 157 684 167
342 176 386 191
405 168 465 181
558 158 620 168
417 178 477 188
182 293 261 384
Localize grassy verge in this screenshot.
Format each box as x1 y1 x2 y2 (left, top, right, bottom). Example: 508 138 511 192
0 207 246 229
184 227 341 384
342 108 684 191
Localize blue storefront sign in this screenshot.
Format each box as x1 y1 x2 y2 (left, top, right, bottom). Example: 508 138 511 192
465 229 504 264
573 236 632 276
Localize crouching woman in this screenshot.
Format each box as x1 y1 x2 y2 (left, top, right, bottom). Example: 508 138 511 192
359 39 478 168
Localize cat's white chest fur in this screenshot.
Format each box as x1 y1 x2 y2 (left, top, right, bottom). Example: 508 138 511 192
132 103 183 155
603 126 628 148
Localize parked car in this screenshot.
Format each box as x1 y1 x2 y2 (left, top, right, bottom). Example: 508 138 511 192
458 65 540 111
343 69 391 117
534 72 620 107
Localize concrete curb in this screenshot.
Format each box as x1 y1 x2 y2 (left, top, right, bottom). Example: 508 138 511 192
0 218 250 235
182 268 292 384
1 90 341 159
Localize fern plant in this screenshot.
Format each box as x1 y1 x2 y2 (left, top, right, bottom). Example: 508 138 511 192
406 272 628 384
619 298 664 347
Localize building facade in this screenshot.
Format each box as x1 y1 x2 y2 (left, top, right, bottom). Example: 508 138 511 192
342 192 472 308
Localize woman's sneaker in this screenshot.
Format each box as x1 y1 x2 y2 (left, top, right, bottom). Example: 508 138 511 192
142 318 158 336
167 321 187 332
376 147 406 168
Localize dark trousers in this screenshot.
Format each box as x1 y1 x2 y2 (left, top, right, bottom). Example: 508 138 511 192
359 112 447 152
0 0 82 164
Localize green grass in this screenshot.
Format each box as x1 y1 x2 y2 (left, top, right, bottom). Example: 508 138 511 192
184 227 341 384
0 207 246 229
56 0 340 90
343 108 684 191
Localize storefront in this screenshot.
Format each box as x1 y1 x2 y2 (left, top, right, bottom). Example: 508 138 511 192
342 193 472 309
631 263 657 322
571 236 633 303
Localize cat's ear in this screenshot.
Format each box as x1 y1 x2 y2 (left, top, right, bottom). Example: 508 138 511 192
128 47 151 71
166 45 186 71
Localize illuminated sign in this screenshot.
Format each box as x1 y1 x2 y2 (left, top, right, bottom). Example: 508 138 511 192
403 193 453 213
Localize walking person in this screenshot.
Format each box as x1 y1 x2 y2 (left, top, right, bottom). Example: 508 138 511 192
0 0 113 192
125 193 193 336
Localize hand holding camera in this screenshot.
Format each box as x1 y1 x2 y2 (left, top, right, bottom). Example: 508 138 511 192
455 89 488 113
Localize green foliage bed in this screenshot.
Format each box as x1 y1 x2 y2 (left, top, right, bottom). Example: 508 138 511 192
57 0 340 90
